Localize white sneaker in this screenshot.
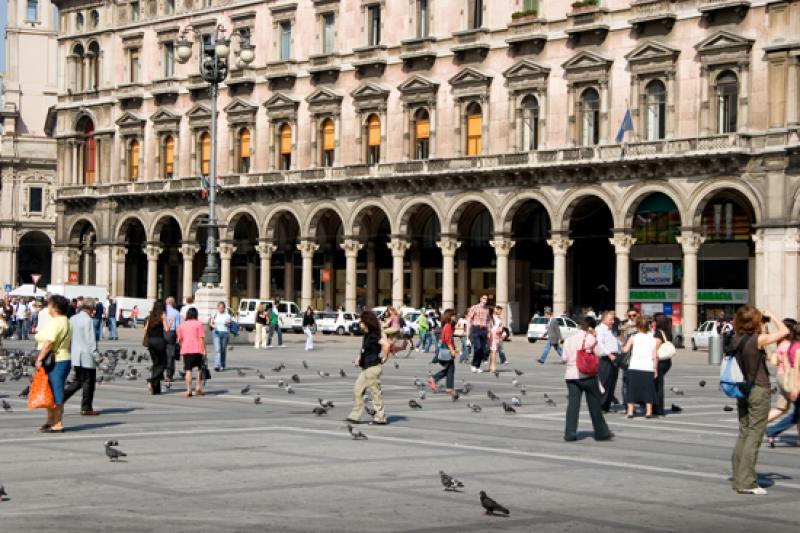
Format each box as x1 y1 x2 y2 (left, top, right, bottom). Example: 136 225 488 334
476 368 484 373
267 345 273 349
471 367 477 373
737 487 767 495
279 345 286 349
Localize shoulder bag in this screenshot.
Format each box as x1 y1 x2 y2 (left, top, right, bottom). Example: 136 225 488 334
141 318 150 348
576 333 599 376
657 330 676 360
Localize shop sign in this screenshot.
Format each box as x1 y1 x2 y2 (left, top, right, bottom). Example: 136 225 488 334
696 290 749 304
638 263 673 285
629 289 681 302
68 271 79 284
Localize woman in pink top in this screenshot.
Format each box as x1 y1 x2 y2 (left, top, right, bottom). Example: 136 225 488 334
177 307 206 397
560 316 612 442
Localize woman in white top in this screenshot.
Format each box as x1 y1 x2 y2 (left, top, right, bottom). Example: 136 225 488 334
208 302 231 372
455 314 470 364
621 316 662 419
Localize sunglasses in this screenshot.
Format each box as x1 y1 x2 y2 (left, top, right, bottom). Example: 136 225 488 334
627 314 637 318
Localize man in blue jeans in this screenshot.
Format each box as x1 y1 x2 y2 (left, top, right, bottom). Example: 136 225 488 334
537 311 562 364
467 295 492 373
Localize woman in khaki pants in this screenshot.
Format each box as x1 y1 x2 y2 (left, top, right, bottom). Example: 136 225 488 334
254 304 268 349
347 311 391 425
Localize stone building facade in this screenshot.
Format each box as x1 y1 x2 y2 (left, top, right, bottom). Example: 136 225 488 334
1 0 59 288
51 0 800 335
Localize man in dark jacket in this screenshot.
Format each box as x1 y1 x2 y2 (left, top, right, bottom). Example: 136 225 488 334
537 310 563 364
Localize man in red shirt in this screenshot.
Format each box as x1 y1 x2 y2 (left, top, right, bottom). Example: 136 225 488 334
466 295 492 373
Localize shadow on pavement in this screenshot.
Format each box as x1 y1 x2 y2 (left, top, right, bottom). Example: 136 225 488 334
66 421 125 432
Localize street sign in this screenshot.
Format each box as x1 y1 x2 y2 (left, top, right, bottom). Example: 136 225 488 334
638 263 673 285
68 271 79 284
321 269 331 283
31 273 41 286
3 284 11 293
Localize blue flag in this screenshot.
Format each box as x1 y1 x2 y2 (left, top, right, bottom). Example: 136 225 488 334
615 109 634 143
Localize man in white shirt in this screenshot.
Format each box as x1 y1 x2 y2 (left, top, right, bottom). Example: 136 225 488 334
15 298 30 340
595 310 621 412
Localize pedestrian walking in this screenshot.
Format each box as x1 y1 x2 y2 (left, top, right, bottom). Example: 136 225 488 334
163 296 181 382
417 309 431 353
537 310 563 364
652 314 674 417
621 316 661 419
454 313 470 363
561 316 612 441
347 311 391 425
767 321 800 447
729 306 788 494
65 298 100 416
489 305 505 374
209 302 232 371
303 306 316 351
466 295 492 373
15 298 30 340
33 295 72 433
177 307 206 397
130 305 140 328
107 298 119 340
428 309 459 397
767 319 798 425
595 311 621 412
144 301 168 395
266 302 284 348
254 303 268 349
92 298 104 343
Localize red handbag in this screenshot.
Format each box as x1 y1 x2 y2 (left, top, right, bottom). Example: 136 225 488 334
576 333 599 377
28 368 55 409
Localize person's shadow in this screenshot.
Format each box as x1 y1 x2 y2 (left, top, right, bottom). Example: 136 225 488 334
98 407 138 415
67 421 124 432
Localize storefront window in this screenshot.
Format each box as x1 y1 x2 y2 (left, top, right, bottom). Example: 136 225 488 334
632 193 680 244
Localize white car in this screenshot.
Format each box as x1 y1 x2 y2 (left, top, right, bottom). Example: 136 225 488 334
237 299 302 332
526 316 579 343
317 311 359 335
691 320 720 350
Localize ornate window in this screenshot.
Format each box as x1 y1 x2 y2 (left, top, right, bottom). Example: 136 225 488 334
79 118 96 185
468 0 483 29
165 0 175 15
280 22 292 61
76 12 84 31
366 114 381 165
417 0 430 38
521 95 539 150
128 139 140 181
279 123 292 170
717 71 738 134
90 9 100 28
579 88 600 146
367 5 381 46
130 1 140 22
71 44 86 92
465 102 482 156
26 0 39 22
645 80 666 141
237 128 251 173
129 48 140 84
163 135 175 179
321 118 335 167
414 108 430 160
322 13 336 54
200 132 211 176
163 42 175 78
87 41 100 91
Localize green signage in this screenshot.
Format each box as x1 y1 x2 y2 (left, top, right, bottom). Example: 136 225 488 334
629 289 681 302
629 289 749 304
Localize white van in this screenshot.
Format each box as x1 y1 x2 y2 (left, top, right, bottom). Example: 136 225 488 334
114 297 153 327
237 299 302 332
47 284 109 305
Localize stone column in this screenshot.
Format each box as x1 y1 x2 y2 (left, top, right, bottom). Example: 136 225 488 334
784 229 800 320
284 248 295 301
144 245 163 301
751 231 765 309
699 66 710 136
457 248 469 313
180 244 199 301
110 246 127 297
410 244 422 308
366 242 377 309
246 258 257 298
547 236 573 316
490 236 515 323
677 231 704 336
609 233 636 318
436 237 461 310
51 246 67 285
341 239 363 312
298 240 319 310
788 58 799 127
388 237 411 309
218 243 235 298
256 243 277 300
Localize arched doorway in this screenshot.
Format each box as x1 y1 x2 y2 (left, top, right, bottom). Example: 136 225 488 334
567 196 615 314
76 116 96 185
120 218 147 297
230 213 259 308
154 217 183 301
454 202 494 313
403 203 443 309
309 208 345 310
509 200 552 332
353 206 392 308
17 232 52 286
267 211 301 302
69 220 96 284
630 192 682 324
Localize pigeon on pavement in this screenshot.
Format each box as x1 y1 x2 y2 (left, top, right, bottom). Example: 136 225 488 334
278 378 286 388
480 491 510 516
319 398 335 409
0 484 7 500
291 374 301 383
487 390 499 401
237 369 246 377
418 390 426 400
2 400 12 412
393 360 399 369
347 424 367 440
18 385 29 398
312 407 327 416
253 396 262 405
502 402 516 414
318 371 330 378
257 370 265 380
545 398 557 407
339 369 347 378
286 385 295 394
302 360 309 369
439 470 464 492
723 405 734 412
467 402 482 413
511 397 522 407
670 387 684 396
699 380 706 387
240 385 251 395
514 369 524 376
272 363 286 372
104 441 127 462
409 399 423 409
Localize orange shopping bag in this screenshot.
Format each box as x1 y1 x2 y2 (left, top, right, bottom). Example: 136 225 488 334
28 368 55 409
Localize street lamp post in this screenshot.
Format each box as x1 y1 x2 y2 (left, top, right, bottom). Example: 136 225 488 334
175 25 255 287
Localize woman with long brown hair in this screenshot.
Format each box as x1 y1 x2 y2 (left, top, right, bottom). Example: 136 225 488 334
347 310 391 425
429 308 459 397
144 300 168 395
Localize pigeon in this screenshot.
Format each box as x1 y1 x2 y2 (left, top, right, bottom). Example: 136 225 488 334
511 397 522 407
347 424 367 440
302 360 309 369
480 491 510 516
723 405 734 412
253 396 262 405
545 398 557 407
467 402 482 413
487 390 499 401
339 369 347 378
699 380 707 387
291 374 300 383
670 387 684 396
286 385 295 394
257 370 265 380
312 407 327 416
272 363 285 373
0 484 7 500
365 405 376 416
451 391 460 402
543 393 550 399
393 360 399 369
514 369 524 376
519 385 528 396
318 371 330 378
240 385 251 395
418 391 426 400
18 385 30 398
670 404 682 413
104 441 127 462
511 379 520 387
319 398 335 409
2 400 12 412
277 378 286 388
414 378 423 388
460 382 473 395
439 470 464 492
237 369 246 377
409 399 423 409
502 402 516 414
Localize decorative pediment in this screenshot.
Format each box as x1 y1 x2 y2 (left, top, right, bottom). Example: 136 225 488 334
695 30 754 55
187 103 212 125
305 87 343 106
264 92 299 111
223 98 258 124
397 75 439 95
115 112 145 135
448 67 492 88
561 50 613 72
350 82 390 101
503 59 551 81
625 40 680 63
149 108 180 124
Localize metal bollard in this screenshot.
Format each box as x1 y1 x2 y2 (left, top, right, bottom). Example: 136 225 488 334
708 332 723 365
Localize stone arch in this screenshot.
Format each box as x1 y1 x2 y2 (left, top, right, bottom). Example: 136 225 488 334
620 182 689 230
68 217 98 244
498 192 556 234
396 197 445 235
304 201 347 238
555 187 619 232
688 179 764 227
72 109 98 135
185 209 211 243
264 207 304 241
149 214 185 243
17 231 53 285
349 198 394 237
114 214 149 242
223 207 262 241
443 192 498 235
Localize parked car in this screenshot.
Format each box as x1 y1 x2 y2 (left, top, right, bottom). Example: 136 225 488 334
526 316 579 343
691 320 720 351
316 311 359 335
237 299 303 332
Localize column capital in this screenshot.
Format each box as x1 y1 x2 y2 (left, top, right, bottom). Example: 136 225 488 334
609 234 636 254
546 236 573 256
256 242 278 259
217 243 235 260
785 227 800 253
436 237 461 257
677 232 705 254
340 238 364 257
388 237 411 257
180 244 200 257
144 245 163 261
489 236 515 257
298 240 320 258
111 245 128 262
66 247 82 262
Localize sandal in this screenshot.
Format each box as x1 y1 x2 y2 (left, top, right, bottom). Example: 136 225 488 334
186 391 193 398
46 427 65 433
767 436 775 448
195 390 205 396
39 424 51 432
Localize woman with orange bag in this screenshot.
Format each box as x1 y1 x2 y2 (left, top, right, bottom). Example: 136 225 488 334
33 295 73 433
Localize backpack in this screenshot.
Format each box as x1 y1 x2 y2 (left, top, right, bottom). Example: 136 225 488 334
576 333 599 377
719 334 752 399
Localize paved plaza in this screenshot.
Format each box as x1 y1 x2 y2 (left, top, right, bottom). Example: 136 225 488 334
1 330 799 532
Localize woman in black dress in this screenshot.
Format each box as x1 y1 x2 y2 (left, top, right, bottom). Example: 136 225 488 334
145 301 168 395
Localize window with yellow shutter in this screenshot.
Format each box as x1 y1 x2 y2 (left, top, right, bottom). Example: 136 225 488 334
239 128 251 173
367 114 380 165
414 108 430 160
129 139 140 181
200 132 211 176
164 136 175 178
279 123 292 170
321 118 335 167
466 103 482 156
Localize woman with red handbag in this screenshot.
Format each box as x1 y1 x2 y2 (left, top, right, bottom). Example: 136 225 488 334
561 316 612 442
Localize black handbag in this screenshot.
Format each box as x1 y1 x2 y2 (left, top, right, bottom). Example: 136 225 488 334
616 351 632 370
41 352 55 372
201 357 212 381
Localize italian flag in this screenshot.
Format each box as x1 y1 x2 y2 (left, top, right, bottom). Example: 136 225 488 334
200 175 210 199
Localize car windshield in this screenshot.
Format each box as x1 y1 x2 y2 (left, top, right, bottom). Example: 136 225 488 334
530 317 548 325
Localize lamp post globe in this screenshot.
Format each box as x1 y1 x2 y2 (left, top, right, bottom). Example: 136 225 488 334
175 38 193 63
